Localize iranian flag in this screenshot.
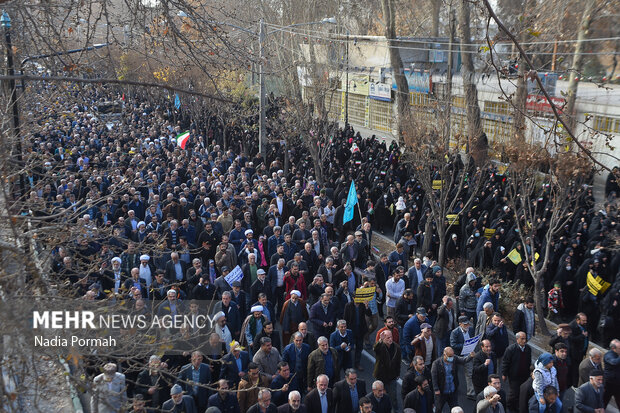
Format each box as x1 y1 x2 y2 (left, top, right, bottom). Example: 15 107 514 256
176 131 189 149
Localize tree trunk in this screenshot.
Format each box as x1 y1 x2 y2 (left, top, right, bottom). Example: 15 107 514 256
513 62 527 143
382 0 409 144
458 0 486 166
431 0 441 37
534 274 551 336
564 0 596 131
443 7 456 150
438 231 446 267
512 0 536 144
307 140 324 185
422 218 433 256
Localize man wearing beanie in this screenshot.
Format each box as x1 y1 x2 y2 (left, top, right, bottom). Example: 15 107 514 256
162 384 197 413
575 369 605 412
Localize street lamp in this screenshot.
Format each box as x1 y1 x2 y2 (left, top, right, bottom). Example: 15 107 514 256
1 10 25 197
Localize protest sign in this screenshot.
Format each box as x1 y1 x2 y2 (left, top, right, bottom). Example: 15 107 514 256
461 334 482 355
507 249 522 265
225 266 243 287
354 287 376 303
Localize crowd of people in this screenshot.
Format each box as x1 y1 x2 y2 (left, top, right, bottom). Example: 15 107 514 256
23 85 620 413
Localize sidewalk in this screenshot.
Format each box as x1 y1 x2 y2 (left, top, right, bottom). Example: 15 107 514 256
369 231 618 410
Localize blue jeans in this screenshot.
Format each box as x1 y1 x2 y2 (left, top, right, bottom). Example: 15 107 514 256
398 326 409 360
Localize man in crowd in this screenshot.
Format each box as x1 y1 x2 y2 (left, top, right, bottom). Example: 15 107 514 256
431 347 474 412
308 337 340 389
472 339 497 396
305 375 334 413
501 331 532 412
450 316 476 399
162 384 197 413
277 391 306 413
365 381 392 413
373 329 402 412
333 369 367 413
247 388 278 413
177 351 212 412
575 369 605 413
207 379 241 413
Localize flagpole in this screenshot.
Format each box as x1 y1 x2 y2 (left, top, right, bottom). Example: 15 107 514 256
356 193 363 227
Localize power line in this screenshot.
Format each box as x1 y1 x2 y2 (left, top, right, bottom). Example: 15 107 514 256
264 22 620 47
263 25 620 57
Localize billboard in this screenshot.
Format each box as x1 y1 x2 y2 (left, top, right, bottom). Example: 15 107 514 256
526 94 566 114
341 74 370 96
369 82 391 101
391 69 432 93
527 73 558 97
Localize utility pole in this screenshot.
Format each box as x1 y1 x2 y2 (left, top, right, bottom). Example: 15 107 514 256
259 18 266 159
444 6 456 150
1 11 24 198
345 30 349 126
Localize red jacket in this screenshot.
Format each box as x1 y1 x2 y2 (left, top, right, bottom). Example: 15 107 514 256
284 272 307 300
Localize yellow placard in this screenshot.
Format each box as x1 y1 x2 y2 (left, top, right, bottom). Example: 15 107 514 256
507 249 522 265
484 228 496 238
530 252 540 267
497 165 508 175
586 271 611 296
446 214 459 225
432 180 443 190
354 286 376 303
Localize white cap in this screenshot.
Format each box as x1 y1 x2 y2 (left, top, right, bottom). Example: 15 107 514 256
251 305 263 313
111 257 121 264
245 229 253 236
214 311 226 320
140 254 150 261
257 269 266 275
291 290 301 298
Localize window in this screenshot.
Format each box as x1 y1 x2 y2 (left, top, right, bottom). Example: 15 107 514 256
593 115 620 134
369 99 393 132
484 101 510 116
410 92 431 107
452 96 466 108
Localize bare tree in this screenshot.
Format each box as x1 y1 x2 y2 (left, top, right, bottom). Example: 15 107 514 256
402 113 487 267
381 0 409 144
458 0 487 165
503 144 593 335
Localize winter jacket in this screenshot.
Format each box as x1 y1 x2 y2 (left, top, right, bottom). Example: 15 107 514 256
532 361 559 399
459 273 479 313
476 285 499 315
